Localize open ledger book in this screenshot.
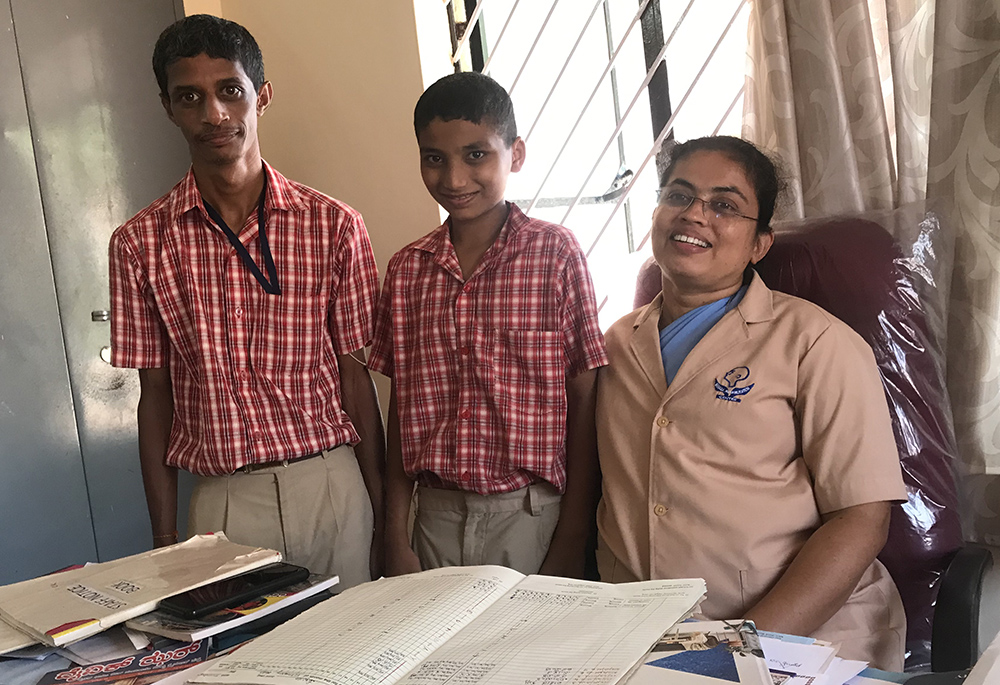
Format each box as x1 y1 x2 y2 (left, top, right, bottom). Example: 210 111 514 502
191 565 706 685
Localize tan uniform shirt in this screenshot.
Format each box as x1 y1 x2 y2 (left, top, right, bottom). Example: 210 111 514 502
596 274 907 670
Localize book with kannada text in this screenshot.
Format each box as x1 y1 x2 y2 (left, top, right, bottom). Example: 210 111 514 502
37 638 210 685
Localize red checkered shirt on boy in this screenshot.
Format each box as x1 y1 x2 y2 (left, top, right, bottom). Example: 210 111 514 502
369 203 608 495
109 162 378 476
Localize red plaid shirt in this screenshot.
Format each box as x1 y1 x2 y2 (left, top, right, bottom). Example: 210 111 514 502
109 162 378 476
369 204 608 494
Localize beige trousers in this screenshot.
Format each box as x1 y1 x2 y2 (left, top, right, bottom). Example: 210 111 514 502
412 483 561 574
187 445 373 589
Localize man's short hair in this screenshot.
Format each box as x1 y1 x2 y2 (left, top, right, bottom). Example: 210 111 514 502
152 14 265 97
413 72 518 147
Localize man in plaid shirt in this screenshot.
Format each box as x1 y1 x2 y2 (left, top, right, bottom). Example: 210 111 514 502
108 15 384 588
371 73 608 578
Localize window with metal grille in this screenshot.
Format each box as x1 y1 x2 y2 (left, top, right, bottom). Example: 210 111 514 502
445 0 750 327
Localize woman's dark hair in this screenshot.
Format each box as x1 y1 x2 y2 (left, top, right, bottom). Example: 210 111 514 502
152 14 265 97
658 136 781 234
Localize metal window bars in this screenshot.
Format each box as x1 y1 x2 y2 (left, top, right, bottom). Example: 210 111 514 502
444 0 747 304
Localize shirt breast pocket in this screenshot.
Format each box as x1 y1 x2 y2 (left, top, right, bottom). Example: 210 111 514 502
493 329 566 465
251 293 330 375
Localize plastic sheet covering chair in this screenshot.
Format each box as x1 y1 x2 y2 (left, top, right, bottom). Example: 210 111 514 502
631 205 991 671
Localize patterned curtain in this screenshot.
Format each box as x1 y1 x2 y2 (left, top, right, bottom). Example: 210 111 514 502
743 0 1000 544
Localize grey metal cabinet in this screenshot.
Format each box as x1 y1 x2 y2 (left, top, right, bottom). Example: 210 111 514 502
0 0 191 582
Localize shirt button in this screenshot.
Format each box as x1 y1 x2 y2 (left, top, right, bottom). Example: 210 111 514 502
459 346 470 356
460 471 471 482
656 416 669 427
462 283 472 293
459 408 471 420
234 307 243 318
253 431 264 441
653 504 668 516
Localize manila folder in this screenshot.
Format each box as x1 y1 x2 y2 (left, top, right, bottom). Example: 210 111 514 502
0 533 280 646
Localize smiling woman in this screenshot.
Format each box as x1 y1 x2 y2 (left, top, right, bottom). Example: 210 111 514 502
651 144 773 327
595 136 909 670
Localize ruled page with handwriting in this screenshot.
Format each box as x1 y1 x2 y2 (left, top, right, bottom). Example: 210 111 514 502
191 568 705 685
399 575 706 685
193 566 524 685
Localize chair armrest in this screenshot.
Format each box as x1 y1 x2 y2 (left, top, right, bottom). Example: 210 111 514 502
932 545 994 672
905 672 969 684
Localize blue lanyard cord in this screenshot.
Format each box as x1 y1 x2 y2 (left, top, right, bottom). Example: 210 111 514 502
203 176 281 295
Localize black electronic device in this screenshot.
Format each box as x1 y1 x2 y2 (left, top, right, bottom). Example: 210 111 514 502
158 562 310 619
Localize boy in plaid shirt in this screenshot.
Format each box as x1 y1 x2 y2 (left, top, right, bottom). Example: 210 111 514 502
370 72 607 577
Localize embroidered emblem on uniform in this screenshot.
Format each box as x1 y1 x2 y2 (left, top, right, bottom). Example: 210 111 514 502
715 366 754 403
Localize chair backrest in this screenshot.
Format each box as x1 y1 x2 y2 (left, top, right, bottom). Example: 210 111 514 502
632 212 964 670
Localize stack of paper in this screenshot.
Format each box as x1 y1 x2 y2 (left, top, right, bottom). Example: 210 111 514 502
626 620 772 685
183 565 707 685
0 534 280 647
626 624 885 685
759 631 868 685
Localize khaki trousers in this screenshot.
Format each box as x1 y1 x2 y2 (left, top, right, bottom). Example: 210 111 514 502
412 483 561 574
187 445 373 589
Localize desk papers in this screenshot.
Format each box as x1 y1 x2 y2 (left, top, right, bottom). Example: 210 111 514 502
758 631 860 685
190 565 706 685
56 626 150 665
0 534 280 646
759 634 836 680
626 620 771 685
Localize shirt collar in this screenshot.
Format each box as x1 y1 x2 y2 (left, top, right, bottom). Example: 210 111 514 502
411 202 534 257
167 159 307 221
735 270 774 323
632 269 775 331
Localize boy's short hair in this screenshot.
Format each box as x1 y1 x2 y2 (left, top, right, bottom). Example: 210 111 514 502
152 14 265 97
414 72 518 146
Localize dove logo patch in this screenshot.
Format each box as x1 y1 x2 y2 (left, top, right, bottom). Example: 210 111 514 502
715 366 754 403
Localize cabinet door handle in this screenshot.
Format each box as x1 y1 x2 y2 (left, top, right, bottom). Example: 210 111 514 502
92 310 110 322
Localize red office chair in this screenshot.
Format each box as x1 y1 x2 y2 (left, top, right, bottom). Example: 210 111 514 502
633 206 991 672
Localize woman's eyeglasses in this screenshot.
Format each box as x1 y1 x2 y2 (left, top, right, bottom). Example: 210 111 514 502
660 191 758 223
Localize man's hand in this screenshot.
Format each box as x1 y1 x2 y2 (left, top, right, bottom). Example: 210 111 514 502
152 531 179 548
383 386 421 577
538 535 586 578
370 521 386 580
337 349 387 583
137 367 178 549
537 368 600 579
385 535 422 576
